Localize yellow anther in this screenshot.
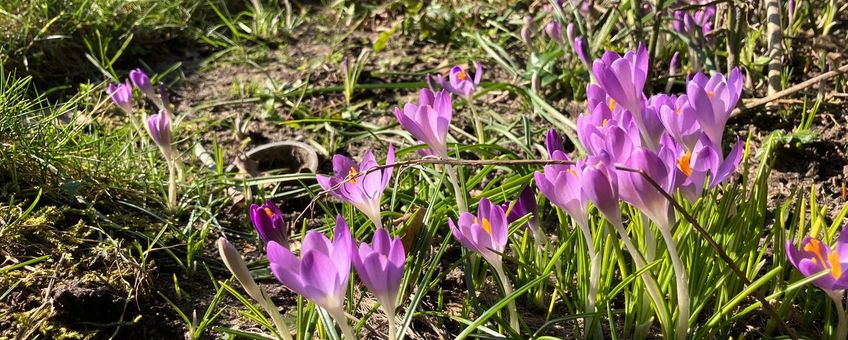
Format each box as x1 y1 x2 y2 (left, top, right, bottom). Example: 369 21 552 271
481 218 492 235
830 251 843 279
348 167 359 185
677 151 693 177
805 239 828 269
264 207 274 218
707 90 715 98
457 71 467 81
608 98 616 111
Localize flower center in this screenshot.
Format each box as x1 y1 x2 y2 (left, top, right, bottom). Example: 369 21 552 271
677 151 692 177
804 239 841 278
706 90 715 98
608 98 615 111
601 119 609 128
567 168 578 177
348 167 359 185
264 207 274 217
475 217 493 235
457 71 467 81
674 108 682 115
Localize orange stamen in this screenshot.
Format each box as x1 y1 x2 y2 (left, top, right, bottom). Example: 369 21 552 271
601 119 609 128
457 71 467 81
830 251 843 279
264 207 274 217
707 90 715 98
608 98 616 111
567 168 578 177
805 239 829 268
481 218 492 235
348 167 359 185
677 151 693 177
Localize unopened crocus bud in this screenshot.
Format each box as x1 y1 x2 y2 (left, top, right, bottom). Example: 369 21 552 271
394 89 452 157
352 228 405 314
107 80 134 114
341 56 349 76
218 237 263 301
566 23 576 46
545 129 565 157
669 52 680 76
520 15 535 47
250 201 288 247
129 69 157 101
545 21 564 44
573 36 591 68
147 109 173 158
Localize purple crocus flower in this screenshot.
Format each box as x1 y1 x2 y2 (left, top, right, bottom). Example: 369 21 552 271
545 21 564 44
535 152 591 227
316 145 395 229
352 228 405 314
249 200 288 248
394 89 452 157
566 24 592 68
147 109 173 157
581 153 622 224
107 80 134 114
786 230 848 291
129 68 158 101
687 68 743 146
267 215 354 319
652 93 701 150
438 62 482 98
618 147 677 229
669 52 681 76
449 197 508 267
591 43 649 115
576 103 641 163
500 187 544 244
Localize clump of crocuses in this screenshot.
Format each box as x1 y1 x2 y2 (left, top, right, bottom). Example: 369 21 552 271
109 68 180 212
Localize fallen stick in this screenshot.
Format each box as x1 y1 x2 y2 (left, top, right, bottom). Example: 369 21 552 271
731 63 848 118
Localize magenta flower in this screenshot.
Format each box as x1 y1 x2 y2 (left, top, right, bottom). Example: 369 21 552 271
316 145 395 229
394 89 452 157
107 80 134 114
352 228 405 314
249 200 288 248
686 68 743 146
267 215 354 318
786 230 848 291
449 197 508 266
147 109 173 158
500 187 544 244
576 103 641 163
545 21 563 44
438 62 482 98
129 68 158 101
591 43 649 114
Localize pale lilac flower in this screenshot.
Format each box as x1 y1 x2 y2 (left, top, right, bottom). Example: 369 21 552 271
316 146 395 229
394 89 452 157
107 80 134 114
267 215 354 313
449 197 508 267
249 200 288 247
520 16 535 47
591 43 649 115
352 228 405 313
535 152 590 227
147 109 173 158
687 68 743 146
545 21 564 44
618 147 677 229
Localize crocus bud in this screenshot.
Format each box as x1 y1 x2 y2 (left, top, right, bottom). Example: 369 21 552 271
107 80 134 114
352 228 405 314
129 68 157 101
520 15 535 47
545 129 565 157
249 201 288 247
341 56 349 76
218 238 263 301
566 23 576 46
394 89 452 157
315 145 395 229
573 36 592 69
147 109 173 158
545 21 564 44
669 52 680 76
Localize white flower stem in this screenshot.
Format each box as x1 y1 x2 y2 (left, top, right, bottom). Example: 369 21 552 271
167 158 177 213
492 262 520 332
658 224 690 340
384 305 397 340
258 292 293 340
445 164 467 213
610 219 669 329
466 98 486 145
573 220 600 338
328 308 357 340
827 290 848 340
